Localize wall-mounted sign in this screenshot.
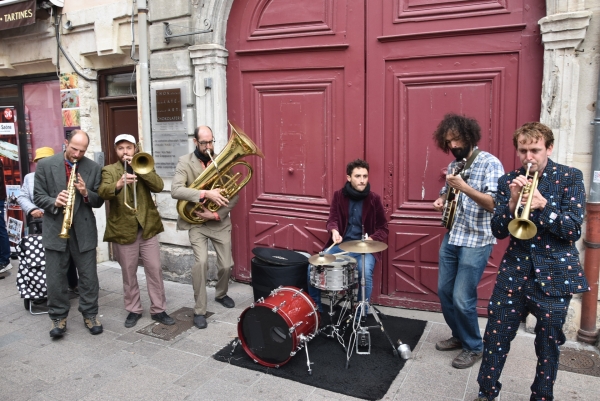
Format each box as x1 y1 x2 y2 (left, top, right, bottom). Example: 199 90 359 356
0 106 16 135
152 131 188 177
151 84 186 132
155 88 182 122
0 0 36 31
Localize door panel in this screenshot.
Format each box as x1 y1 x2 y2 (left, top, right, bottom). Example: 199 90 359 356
227 0 364 280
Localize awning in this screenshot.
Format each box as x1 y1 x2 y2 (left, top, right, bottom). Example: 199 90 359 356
0 0 36 31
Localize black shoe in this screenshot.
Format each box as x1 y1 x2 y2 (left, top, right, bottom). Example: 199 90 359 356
83 315 103 335
215 295 235 308
124 312 142 328
68 286 80 295
151 311 175 325
193 314 207 329
49 318 67 338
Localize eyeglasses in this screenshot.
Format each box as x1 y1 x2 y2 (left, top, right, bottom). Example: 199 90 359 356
197 140 214 146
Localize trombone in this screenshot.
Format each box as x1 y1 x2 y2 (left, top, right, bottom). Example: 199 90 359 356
507 162 539 240
123 142 154 213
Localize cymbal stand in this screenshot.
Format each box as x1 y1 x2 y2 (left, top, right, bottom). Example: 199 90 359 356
345 252 399 368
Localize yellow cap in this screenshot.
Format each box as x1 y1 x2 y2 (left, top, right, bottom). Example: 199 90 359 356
33 147 55 162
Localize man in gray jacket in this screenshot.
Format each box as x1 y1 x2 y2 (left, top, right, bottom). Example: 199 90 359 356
34 130 104 338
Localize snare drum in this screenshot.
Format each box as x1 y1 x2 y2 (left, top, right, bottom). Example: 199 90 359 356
238 286 319 367
309 254 358 291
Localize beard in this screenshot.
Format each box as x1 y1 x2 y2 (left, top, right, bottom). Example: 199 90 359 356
450 147 470 161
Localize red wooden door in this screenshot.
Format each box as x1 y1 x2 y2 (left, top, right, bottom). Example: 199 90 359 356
227 0 365 280
226 0 545 314
365 1 544 313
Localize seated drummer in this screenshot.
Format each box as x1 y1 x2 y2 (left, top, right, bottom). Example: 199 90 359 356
307 159 388 313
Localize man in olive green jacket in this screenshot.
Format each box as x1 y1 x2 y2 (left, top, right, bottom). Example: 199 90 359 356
99 134 175 328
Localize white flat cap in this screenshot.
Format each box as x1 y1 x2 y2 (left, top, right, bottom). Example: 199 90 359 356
114 134 136 145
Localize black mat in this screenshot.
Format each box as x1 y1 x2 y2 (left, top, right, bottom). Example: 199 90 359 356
213 312 426 400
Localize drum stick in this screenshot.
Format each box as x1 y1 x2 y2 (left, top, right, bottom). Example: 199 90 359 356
324 243 336 253
333 251 348 256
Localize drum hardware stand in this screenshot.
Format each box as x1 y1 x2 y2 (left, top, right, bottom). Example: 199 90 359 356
290 332 316 375
318 288 355 350
338 237 399 368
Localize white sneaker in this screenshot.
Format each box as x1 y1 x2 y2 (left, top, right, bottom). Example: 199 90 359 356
0 263 12 273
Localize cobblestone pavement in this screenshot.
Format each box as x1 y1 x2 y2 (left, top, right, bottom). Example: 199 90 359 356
0 260 598 400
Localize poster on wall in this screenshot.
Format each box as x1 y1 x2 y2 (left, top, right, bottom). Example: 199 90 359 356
0 140 19 161
6 185 21 210
8 217 22 244
60 73 80 133
0 106 16 135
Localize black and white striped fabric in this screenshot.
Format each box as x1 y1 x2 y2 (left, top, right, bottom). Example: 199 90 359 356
16 235 46 300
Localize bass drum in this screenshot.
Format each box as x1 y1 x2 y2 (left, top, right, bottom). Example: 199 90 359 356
238 286 320 367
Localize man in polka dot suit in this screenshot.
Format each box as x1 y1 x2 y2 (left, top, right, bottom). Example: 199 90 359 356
475 122 589 401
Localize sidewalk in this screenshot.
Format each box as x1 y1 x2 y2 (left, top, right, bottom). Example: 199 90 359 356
0 260 598 401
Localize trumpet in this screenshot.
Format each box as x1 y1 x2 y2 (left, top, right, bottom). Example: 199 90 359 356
123 143 155 213
507 163 539 240
59 162 77 239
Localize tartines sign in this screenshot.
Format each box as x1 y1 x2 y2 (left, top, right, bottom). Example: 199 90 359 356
155 88 182 122
0 0 36 31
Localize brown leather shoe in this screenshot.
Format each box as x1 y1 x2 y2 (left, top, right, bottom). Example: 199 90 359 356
435 336 462 351
49 318 67 338
452 349 482 369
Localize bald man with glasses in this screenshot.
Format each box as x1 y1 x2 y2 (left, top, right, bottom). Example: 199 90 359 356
171 126 239 329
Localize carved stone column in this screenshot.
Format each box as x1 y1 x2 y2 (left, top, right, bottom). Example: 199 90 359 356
539 9 592 165
188 44 229 151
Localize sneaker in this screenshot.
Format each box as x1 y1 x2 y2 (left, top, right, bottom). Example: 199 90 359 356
452 349 483 369
124 312 142 328
215 295 235 308
49 318 67 338
435 336 462 351
151 311 175 325
83 315 103 335
193 314 207 329
0 263 12 273
68 286 80 295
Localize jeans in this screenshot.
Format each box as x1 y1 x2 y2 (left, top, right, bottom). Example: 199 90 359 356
0 201 10 266
438 233 492 353
307 244 375 312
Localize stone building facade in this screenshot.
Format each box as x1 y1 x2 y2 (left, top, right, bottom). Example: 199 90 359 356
0 0 598 341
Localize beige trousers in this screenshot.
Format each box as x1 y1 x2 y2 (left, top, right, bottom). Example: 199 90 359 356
188 219 233 315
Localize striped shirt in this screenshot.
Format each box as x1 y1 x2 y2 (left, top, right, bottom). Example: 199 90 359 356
440 148 504 247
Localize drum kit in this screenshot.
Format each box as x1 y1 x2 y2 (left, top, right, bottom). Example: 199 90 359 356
234 238 411 375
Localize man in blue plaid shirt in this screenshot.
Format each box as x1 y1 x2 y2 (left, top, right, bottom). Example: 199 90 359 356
432 113 504 369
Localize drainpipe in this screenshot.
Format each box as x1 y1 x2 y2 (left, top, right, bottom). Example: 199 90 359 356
577 66 600 345
137 0 152 153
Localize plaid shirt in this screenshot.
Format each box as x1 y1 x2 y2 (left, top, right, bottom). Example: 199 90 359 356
440 148 504 247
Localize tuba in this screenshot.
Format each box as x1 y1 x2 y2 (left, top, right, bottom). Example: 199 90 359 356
508 163 539 240
59 162 77 238
176 121 264 224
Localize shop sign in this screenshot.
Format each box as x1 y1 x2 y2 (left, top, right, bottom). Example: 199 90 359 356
0 0 36 31
0 106 16 135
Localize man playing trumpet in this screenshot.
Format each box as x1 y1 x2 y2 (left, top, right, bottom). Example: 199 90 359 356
171 126 238 330
99 134 175 328
34 130 104 338
474 122 589 401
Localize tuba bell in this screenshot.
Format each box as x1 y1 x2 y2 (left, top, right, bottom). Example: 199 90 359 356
176 121 264 224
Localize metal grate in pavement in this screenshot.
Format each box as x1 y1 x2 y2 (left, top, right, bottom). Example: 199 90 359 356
136 307 214 341
559 349 600 377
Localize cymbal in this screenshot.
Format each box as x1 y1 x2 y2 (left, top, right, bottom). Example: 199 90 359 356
308 253 336 265
338 240 388 254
